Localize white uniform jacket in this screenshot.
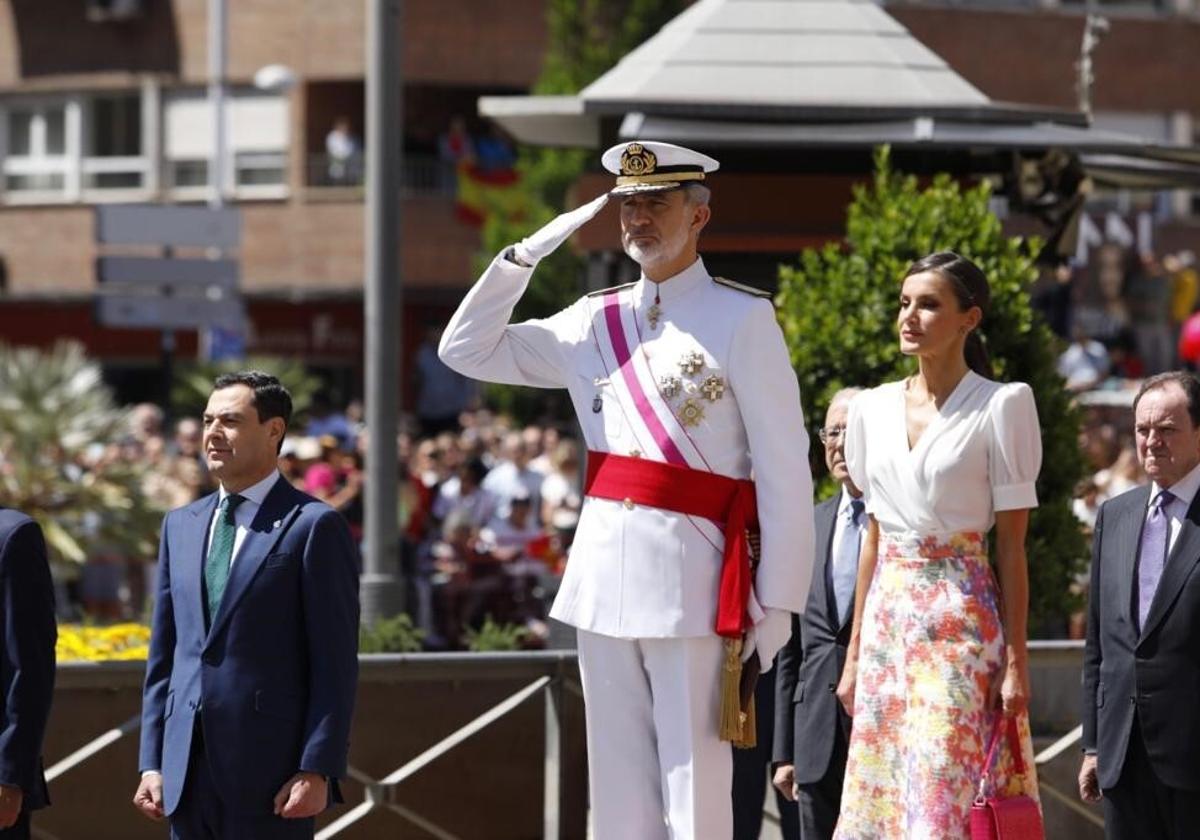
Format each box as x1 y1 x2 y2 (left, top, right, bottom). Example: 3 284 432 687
439 253 815 638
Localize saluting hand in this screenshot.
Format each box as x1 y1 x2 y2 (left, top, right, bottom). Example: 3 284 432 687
512 193 610 267
273 772 328 819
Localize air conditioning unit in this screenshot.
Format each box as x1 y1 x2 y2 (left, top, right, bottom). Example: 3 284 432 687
86 0 144 22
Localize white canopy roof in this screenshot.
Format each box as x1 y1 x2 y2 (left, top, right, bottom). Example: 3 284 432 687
582 0 989 112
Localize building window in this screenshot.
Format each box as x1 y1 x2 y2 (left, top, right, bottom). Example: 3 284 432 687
164 89 289 199
83 93 148 192
3 102 71 198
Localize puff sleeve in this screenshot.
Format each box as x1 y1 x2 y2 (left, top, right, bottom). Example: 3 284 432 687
843 390 871 510
988 382 1042 511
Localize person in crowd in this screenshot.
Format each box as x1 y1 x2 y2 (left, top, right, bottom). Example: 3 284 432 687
415 324 478 436
539 438 582 526
1058 326 1111 392
134 371 359 839
1127 251 1175 376
433 458 497 531
1095 446 1143 501
482 432 545 525
834 252 1042 838
324 116 360 185
771 388 865 840
304 395 355 452
0 510 56 839
1079 371 1200 839
427 510 488 647
438 140 814 839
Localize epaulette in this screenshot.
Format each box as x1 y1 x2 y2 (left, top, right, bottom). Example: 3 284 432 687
585 282 637 298
713 276 772 298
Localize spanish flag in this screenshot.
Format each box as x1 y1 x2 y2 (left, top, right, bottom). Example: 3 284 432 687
455 162 527 227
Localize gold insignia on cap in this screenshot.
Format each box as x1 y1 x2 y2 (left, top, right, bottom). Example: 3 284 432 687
620 143 658 177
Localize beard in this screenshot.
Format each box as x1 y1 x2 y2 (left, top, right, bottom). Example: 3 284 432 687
623 222 689 270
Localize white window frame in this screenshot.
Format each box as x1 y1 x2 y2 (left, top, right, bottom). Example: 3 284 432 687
164 88 290 202
80 90 153 203
0 96 79 204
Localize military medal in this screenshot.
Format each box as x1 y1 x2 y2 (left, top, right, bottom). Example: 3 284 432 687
647 287 662 329
679 350 705 376
678 398 705 427
592 376 607 413
660 374 682 398
700 375 725 402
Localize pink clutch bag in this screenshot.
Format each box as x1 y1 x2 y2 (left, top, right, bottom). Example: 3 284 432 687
969 714 1045 840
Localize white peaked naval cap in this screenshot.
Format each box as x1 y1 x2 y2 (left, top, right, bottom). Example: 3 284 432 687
601 141 720 196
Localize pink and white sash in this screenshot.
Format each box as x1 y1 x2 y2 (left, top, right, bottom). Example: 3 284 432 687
590 286 712 472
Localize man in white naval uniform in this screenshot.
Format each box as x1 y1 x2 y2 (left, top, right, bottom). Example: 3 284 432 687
439 141 815 839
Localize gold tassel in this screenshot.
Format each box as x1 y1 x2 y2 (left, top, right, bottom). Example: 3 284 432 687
719 637 757 749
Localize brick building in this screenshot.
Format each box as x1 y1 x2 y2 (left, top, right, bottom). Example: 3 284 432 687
0 0 1198 402
0 0 545 402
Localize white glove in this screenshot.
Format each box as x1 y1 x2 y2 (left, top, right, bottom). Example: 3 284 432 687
742 608 792 672
511 193 610 266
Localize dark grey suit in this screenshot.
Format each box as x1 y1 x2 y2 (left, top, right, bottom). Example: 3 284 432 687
774 495 852 840
1082 483 1200 839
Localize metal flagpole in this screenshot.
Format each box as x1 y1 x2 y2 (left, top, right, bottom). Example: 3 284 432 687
361 0 405 624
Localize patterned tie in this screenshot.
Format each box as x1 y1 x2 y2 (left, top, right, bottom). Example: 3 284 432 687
1137 489 1175 631
205 493 246 626
832 498 865 624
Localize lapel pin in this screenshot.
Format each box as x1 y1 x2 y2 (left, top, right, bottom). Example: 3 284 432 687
273 520 282 529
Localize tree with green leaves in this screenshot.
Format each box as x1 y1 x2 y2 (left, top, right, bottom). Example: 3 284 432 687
0 341 162 567
776 148 1086 634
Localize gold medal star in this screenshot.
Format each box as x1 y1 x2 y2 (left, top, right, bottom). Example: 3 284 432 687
678 398 705 427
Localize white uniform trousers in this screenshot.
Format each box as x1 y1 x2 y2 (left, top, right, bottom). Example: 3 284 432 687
576 629 732 840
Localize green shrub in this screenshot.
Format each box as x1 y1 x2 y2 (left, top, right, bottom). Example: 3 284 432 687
775 147 1086 635
464 616 529 652
359 612 425 654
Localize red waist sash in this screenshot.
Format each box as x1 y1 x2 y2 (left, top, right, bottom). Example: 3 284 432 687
583 450 758 638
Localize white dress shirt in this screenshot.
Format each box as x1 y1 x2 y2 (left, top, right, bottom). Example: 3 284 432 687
206 470 283 568
1147 459 1200 555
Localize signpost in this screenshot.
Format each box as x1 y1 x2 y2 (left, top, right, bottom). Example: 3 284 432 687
94 205 244 413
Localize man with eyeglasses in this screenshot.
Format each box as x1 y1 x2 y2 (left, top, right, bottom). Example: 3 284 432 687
773 388 864 840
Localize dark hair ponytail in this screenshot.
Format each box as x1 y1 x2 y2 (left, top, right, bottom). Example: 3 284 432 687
963 329 993 379
904 251 994 379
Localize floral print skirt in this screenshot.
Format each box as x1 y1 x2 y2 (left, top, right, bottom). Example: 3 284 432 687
832 531 1039 840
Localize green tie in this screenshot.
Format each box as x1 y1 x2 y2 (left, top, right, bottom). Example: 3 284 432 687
205 493 246 626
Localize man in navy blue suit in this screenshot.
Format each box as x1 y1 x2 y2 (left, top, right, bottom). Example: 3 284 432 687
0 511 56 840
134 371 360 839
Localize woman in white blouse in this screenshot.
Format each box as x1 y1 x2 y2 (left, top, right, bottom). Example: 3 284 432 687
832 252 1042 839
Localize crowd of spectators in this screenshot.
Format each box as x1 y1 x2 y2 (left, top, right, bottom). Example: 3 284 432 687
1045 248 1199 391
72 391 582 652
